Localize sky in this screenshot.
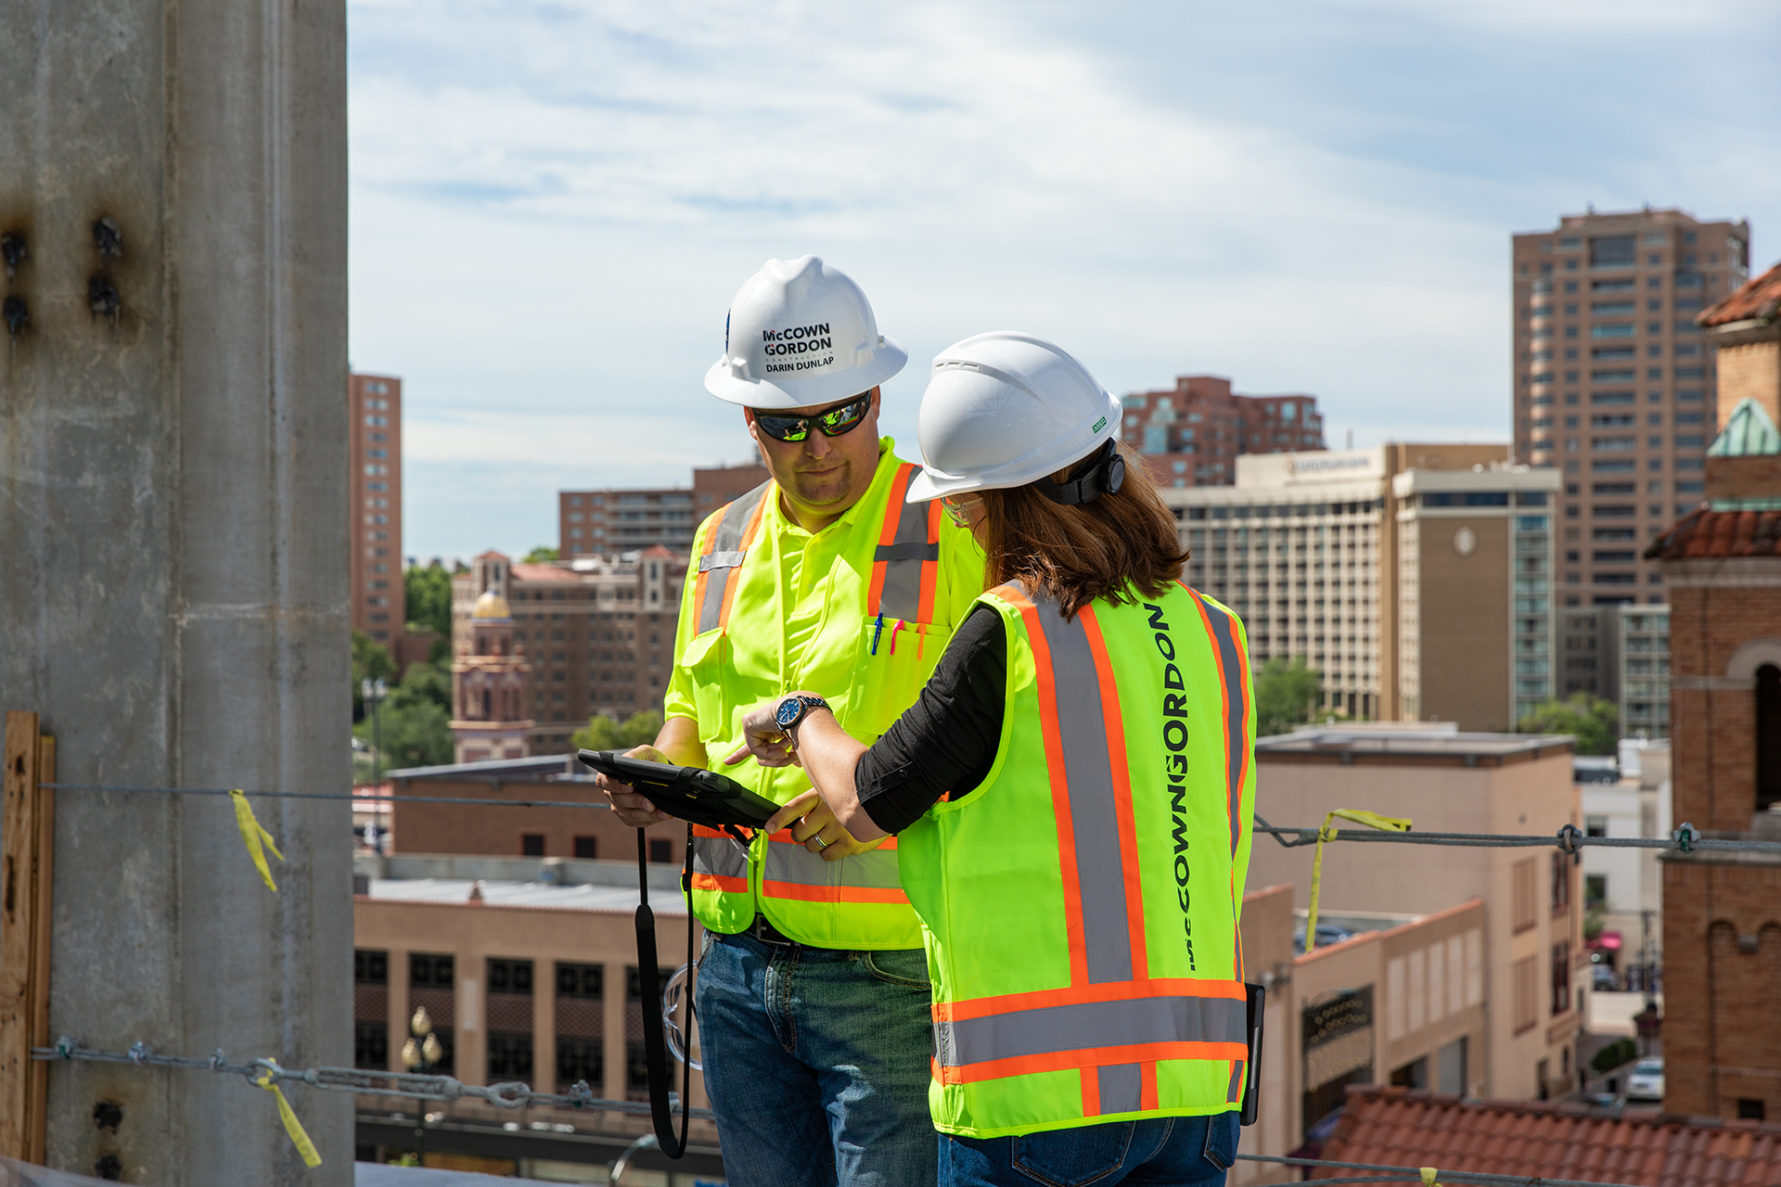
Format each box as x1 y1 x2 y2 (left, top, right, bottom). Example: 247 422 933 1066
345 0 1781 564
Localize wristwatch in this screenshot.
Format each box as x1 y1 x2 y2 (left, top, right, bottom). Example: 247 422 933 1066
774 695 830 733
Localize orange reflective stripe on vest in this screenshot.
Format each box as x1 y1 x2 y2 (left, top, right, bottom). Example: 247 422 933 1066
690 826 750 894
692 484 770 634
868 463 942 625
761 830 908 905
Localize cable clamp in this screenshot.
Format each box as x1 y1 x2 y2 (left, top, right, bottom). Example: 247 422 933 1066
484 1081 530 1110
564 1079 595 1109
54 1037 75 1060
1673 821 1699 853
128 1041 149 1065
1557 823 1583 858
209 1048 227 1072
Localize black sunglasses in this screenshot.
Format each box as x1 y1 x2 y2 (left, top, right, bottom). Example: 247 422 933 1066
753 392 874 443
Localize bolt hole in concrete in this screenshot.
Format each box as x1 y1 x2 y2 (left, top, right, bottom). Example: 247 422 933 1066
0 230 24 278
4 295 29 338
92 216 122 259
93 1154 122 1181
92 1100 123 1132
87 276 120 325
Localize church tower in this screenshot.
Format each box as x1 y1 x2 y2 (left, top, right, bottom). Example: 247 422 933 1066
450 551 534 763
1648 260 1781 1120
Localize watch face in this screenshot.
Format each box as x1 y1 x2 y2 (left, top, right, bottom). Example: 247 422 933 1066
775 698 803 730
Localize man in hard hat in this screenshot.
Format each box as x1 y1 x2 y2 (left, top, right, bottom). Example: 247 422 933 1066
594 256 985 1187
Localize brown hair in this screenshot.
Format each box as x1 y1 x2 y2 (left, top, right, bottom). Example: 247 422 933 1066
977 444 1189 620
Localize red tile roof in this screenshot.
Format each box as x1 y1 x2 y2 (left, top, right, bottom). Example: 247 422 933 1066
510 562 581 582
1700 259 1781 327
1645 506 1781 559
1316 1087 1781 1187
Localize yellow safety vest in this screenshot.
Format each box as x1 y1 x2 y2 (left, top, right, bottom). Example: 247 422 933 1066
673 442 984 949
897 580 1256 1138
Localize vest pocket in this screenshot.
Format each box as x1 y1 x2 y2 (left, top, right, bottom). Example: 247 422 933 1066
679 629 731 742
845 616 951 737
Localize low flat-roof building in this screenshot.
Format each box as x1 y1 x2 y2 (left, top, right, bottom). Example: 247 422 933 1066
1245 726 1583 1106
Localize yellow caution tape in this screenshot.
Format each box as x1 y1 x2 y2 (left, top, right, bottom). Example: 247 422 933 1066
1420 1168 1442 1187
253 1062 323 1168
231 789 285 894
1305 809 1413 952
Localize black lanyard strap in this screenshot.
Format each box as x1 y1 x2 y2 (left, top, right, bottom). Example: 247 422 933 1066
635 824 695 1157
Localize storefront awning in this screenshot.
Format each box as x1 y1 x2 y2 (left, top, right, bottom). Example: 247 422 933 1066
1589 930 1623 951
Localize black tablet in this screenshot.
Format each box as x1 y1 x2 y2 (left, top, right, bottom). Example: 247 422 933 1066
578 749 780 835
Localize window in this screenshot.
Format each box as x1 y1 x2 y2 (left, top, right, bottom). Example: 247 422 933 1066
556 961 604 1092
573 836 598 860
354 949 390 1070
1585 873 1607 907
1551 851 1572 913
1512 858 1537 933
1512 955 1538 1034
408 953 456 1073
1739 1099 1767 1122
1551 941 1571 1017
521 833 545 857
1590 236 1636 267
1759 665 1781 812
648 837 672 864
487 958 535 1081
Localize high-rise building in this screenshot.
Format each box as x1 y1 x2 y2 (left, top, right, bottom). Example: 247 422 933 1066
451 548 687 754
1650 259 1781 1121
559 463 768 557
1510 209 1750 609
350 372 403 646
1164 444 1557 730
1118 374 1326 488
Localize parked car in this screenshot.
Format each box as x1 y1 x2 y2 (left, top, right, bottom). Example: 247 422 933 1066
1625 1057 1664 1101
1293 923 1354 953
1592 964 1619 991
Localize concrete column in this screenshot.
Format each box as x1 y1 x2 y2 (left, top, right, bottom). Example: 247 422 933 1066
0 1 349 1183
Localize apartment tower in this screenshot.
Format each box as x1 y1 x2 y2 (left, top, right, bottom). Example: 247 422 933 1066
1510 209 1750 610
1119 374 1326 488
350 371 403 646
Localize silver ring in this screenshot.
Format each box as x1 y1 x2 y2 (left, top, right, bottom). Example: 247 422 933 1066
812 836 828 850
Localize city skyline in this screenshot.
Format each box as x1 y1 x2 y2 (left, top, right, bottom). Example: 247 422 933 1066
344 1 1781 561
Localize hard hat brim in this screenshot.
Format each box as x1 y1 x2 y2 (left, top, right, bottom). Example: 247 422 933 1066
704 337 908 410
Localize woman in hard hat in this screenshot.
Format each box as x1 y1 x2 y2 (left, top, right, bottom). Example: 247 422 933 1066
727 332 1256 1187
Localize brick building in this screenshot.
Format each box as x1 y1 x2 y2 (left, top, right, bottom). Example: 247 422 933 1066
349 371 403 646
1649 259 1781 1121
559 463 767 556
1510 208 1751 609
1119 374 1325 488
451 548 686 755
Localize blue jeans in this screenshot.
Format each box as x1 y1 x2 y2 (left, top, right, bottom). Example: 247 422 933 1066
939 1111 1240 1187
695 931 939 1187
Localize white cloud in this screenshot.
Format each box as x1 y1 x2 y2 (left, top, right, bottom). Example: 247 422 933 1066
346 0 1781 557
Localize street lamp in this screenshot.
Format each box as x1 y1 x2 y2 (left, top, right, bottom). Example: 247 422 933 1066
361 677 387 853
401 1005 444 1166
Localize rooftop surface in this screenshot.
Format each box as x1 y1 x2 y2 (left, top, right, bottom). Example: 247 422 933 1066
1699 258 1781 328
1317 1087 1781 1187
363 877 685 915
1645 506 1781 560
1257 727 1572 764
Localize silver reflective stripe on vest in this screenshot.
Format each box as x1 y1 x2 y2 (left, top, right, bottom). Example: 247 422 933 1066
873 466 938 621
937 993 1248 1069
1196 595 1248 860
1099 1063 1142 1115
696 484 770 634
1028 597 1136 985
1226 1059 1245 1104
693 833 749 882
763 840 903 891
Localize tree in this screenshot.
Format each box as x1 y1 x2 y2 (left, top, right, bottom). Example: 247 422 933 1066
573 710 663 752
1517 692 1618 755
1254 658 1322 737
523 545 560 563
404 562 453 639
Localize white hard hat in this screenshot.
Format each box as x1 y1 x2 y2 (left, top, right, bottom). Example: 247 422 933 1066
906 332 1122 502
704 256 907 409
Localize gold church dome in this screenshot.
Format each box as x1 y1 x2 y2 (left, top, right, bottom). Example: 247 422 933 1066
471 589 511 620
